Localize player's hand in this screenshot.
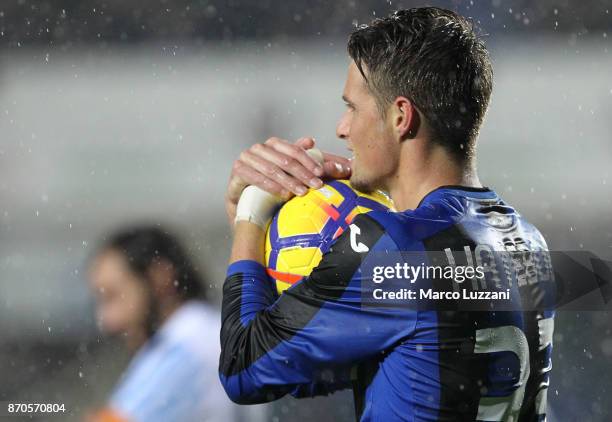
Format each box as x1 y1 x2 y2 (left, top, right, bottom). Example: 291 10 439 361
225 137 351 225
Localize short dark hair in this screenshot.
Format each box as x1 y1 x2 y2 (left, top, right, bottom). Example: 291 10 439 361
101 225 205 301
347 7 493 161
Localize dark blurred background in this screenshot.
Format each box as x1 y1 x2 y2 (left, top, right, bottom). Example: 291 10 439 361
0 0 611 421
1 0 611 44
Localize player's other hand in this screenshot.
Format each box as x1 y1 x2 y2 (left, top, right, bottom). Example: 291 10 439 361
225 137 351 225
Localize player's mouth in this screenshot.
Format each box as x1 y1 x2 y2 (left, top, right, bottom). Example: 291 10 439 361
347 145 355 160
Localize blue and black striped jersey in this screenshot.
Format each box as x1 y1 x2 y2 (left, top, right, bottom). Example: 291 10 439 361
219 186 554 421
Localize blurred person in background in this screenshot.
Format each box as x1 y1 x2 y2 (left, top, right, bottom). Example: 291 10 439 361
86 225 237 422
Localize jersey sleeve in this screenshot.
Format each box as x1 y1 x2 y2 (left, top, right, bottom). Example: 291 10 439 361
219 214 418 404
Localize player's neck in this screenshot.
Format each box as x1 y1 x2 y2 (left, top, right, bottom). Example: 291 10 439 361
388 145 481 211
158 298 183 326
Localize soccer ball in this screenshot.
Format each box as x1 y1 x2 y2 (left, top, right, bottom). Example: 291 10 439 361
264 179 394 295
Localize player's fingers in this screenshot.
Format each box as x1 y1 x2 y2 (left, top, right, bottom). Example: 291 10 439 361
233 160 292 199
264 137 324 178
252 140 323 189
294 136 315 150
239 149 309 196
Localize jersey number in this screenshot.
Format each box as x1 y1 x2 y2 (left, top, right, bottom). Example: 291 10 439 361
474 318 553 421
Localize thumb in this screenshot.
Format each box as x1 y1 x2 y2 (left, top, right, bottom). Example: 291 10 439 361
323 159 351 179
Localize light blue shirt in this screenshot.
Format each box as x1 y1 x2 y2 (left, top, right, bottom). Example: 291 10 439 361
110 301 238 422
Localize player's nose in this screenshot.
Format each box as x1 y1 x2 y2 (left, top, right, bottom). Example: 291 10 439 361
336 112 349 141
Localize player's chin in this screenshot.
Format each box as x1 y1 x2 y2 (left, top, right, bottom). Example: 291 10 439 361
350 171 375 194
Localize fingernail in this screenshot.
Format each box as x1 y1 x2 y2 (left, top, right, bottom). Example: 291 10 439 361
297 186 308 195
313 166 324 177
309 178 323 189
335 163 343 173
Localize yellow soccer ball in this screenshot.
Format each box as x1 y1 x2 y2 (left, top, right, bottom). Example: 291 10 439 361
264 179 394 295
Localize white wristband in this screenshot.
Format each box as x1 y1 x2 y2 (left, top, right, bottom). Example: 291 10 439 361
234 185 284 229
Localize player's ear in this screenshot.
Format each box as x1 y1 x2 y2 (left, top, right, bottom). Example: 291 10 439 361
390 96 420 141
147 258 177 297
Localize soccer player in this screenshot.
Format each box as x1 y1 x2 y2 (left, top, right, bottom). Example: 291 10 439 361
87 226 238 422
220 7 554 421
